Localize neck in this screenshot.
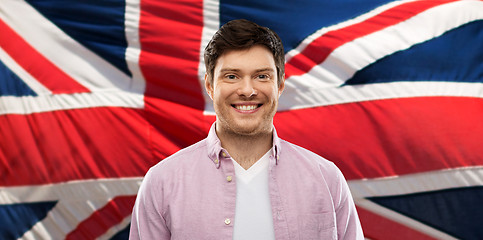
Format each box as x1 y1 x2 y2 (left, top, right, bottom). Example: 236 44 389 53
216 126 273 170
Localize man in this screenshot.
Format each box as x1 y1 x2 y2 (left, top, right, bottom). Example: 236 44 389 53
130 19 363 240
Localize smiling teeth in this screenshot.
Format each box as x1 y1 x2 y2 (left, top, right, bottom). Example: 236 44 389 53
236 105 257 111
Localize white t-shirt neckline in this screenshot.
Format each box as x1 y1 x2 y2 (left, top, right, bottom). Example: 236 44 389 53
231 148 275 240
231 148 271 184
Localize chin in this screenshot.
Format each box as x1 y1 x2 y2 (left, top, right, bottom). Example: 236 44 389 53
233 128 260 136
232 123 272 136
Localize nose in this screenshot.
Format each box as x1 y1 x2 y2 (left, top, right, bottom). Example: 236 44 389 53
237 78 257 97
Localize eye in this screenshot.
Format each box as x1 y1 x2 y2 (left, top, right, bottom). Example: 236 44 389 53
257 74 270 80
225 74 237 80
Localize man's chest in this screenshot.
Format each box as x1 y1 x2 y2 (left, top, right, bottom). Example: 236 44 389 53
162 169 338 240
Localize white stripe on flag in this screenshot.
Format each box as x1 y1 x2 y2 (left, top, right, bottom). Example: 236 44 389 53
285 0 483 89
2 178 143 240
125 0 146 95
278 81 483 111
0 91 144 115
348 166 482 240
0 47 52 95
97 215 132 240
0 0 144 94
200 0 221 115
348 166 483 199
356 199 458 240
285 0 423 62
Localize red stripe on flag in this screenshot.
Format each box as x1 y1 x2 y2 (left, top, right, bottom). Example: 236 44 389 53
139 0 205 110
0 108 153 186
145 96 211 162
0 19 90 94
275 96 483 180
65 195 136 240
357 206 439 240
138 0 210 166
285 0 459 78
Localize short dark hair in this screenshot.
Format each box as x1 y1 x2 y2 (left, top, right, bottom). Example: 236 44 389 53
204 19 285 86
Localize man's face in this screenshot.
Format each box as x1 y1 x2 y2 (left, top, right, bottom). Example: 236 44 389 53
205 45 285 136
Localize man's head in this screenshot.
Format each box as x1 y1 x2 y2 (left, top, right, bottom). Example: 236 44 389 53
204 19 285 87
204 19 285 137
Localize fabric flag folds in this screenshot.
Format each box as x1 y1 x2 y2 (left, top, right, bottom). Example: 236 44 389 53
0 0 482 239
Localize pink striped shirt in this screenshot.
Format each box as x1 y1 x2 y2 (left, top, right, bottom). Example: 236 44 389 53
130 124 363 239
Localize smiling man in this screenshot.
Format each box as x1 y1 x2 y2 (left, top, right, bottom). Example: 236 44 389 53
130 19 363 240
207 43 282 170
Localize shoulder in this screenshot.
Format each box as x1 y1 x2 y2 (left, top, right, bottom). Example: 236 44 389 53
145 139 208 181
278 139 345 186
280 139 339 171
138 139 210 202
278 139 352 203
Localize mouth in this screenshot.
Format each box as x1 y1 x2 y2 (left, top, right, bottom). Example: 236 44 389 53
232 103 263 112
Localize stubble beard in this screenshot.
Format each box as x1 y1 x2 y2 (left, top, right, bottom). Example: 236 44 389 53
215 100 277 138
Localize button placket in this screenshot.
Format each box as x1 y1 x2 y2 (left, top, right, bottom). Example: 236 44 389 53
219 149 236 232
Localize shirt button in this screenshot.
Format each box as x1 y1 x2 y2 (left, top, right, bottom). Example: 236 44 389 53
277 211 283 220
214 158 219 164
226 175 232 182
224 218 231 225
221 152 227 158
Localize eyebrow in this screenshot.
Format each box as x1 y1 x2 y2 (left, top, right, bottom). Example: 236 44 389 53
219 68 241 73
219 67 275 73
254 68 275 73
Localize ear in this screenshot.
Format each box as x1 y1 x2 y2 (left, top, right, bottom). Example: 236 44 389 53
278 74 285 98
204 73 214 100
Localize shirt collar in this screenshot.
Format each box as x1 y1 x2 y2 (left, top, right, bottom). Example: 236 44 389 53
206 123 281 168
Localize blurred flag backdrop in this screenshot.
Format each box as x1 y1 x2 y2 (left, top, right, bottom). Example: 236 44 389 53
1 0 482 239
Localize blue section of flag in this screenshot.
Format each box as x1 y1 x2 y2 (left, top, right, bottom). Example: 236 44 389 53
369 186 483 240
0 60 37 97
220 0 392 53
109 224 130 240
0 201 57 239
346 20 483 85
26 0 131 77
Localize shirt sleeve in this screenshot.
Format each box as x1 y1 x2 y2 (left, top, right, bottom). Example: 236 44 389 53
334 167 365 240
129 169 171 240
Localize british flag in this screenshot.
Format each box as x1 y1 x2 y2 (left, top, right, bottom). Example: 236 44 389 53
0 0 482 239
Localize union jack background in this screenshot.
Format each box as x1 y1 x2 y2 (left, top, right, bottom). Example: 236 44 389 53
1 0 482 239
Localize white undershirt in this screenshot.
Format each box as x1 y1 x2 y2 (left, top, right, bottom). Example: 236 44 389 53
231 149 275 240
